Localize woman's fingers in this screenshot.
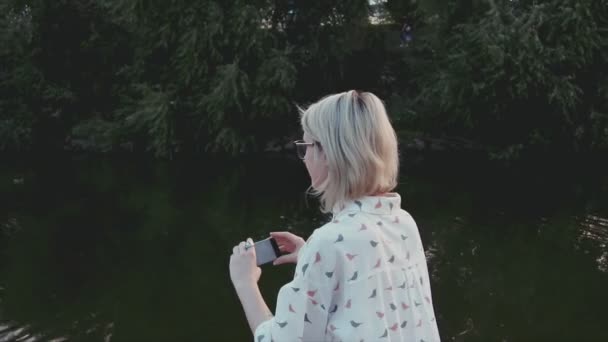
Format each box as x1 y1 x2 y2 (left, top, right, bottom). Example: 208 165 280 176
270 231 297 240
273 253 297 265
279 243 297 253
271 232 303 244
238 241 247 253
232 238 259 256
273 256 286 265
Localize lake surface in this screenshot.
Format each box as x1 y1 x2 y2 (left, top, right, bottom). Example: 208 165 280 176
1 153 607 341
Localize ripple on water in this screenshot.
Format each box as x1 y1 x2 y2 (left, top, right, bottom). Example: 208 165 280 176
0 320 113 342
576 214 608 272
0 323 33 342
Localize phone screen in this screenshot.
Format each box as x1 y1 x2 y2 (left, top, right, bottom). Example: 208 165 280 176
253 237 281 266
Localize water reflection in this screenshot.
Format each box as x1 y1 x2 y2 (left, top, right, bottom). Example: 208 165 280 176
0 320 111 342
576 214 608 272
1 156 607 341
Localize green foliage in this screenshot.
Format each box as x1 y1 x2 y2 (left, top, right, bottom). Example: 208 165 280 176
107 0 304 154
411 0 608 156
0 118 32 152
0 3 35 151
118 84 175 157
70 118 119 153
0 0 606 160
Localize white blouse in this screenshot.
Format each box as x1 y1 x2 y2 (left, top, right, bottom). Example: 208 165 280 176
255 194 440 341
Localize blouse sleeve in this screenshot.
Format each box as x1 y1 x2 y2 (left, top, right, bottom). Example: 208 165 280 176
254 230 337 342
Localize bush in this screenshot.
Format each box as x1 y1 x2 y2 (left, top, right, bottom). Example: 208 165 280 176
411 0 608 157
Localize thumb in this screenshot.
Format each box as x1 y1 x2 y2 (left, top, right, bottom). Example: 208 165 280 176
245 238 256 255
273 254 296 266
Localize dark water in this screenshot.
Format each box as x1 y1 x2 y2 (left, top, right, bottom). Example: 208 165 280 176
1 154 607 341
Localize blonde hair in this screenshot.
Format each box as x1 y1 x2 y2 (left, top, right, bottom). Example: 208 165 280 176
300 90 399 213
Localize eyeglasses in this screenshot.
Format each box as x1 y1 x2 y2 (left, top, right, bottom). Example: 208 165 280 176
293 140 316 160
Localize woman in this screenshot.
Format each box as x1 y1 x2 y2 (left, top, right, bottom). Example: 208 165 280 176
230 90 440 341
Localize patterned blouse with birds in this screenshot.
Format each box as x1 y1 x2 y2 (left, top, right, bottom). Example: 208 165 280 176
255 193 440 342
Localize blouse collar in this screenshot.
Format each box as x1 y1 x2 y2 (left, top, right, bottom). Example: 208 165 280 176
333 193 402 216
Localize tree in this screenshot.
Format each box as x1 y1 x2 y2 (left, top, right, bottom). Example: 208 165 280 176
410 0 608 159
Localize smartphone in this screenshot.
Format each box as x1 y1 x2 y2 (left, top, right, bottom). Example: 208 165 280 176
251 237 281 266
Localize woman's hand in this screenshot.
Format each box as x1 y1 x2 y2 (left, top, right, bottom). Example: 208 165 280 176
270 231 306 265
229 238 261 289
